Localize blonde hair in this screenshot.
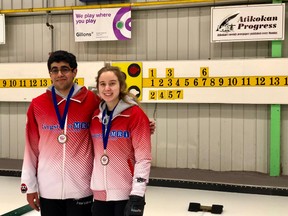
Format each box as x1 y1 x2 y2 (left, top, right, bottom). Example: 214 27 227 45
96 66 139 105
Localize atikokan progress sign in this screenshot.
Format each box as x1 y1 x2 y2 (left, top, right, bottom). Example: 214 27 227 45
211 3 285 43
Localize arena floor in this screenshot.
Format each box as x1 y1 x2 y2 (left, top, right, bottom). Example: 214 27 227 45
1 176 287 216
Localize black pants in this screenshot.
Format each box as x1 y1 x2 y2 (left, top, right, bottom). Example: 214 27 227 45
92 200 128 216
40 196 93 216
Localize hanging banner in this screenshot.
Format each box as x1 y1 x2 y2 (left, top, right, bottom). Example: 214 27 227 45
73 7 131 42
211 3 285 43
0 14 5 44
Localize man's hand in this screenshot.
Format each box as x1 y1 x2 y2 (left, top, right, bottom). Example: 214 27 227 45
27 192 40 211
124 195 145 216
149 120 156 135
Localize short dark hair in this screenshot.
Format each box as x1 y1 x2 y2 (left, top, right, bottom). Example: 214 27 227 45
47 50 77 71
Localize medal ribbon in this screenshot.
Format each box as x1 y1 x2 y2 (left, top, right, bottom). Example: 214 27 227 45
52 86 74 130
102 107 115 151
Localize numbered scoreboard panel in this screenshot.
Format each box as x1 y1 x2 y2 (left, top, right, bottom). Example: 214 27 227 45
140 59 288 104
0 78 84 88
0 62 103 102
1 59 288 104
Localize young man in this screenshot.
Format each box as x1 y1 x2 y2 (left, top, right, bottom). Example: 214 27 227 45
21 50 100 216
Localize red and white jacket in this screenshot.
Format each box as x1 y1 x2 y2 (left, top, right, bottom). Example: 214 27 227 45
90 98 152 201
21 84 100 199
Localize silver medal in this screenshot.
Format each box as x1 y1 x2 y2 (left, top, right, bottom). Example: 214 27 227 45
58 134 67 144
102 115 109 125
100 154 109 165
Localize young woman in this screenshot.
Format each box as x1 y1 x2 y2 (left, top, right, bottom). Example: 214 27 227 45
90 66 152 216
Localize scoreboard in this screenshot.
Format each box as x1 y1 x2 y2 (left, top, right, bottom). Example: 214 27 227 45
1 59 288 104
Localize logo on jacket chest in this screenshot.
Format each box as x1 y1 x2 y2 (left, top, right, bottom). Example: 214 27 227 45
42 122 90 131
72 122 90 129
92 130 130 139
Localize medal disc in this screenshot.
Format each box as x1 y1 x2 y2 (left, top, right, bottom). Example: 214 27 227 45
100 154 109 165
58 134 67 144
102 115 109 125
